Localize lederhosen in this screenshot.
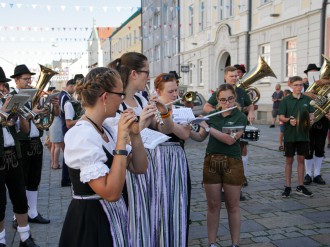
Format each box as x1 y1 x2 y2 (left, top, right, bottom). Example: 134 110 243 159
0 125 28 221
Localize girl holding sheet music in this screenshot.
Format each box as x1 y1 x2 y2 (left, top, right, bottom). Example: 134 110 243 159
108 52 193 247
190 84 247 247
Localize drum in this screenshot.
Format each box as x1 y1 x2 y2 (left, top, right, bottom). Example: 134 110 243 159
242 126 260 141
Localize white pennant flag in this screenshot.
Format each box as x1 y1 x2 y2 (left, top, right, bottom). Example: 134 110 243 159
1 3 6 8
31 4 37 9
116 6 121 12
75 6 80 11
157 7 161 11
9 26 14 30
89 6 94 12
102 6 108 12
46 5 51 11
60 5 66 11
16 3 22 8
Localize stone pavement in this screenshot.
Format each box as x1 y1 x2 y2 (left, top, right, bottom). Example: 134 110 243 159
3 124 330 247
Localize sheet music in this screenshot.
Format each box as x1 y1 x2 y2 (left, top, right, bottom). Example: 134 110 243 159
18 88 38 101
140 128 170 149
4 95 30 111
307 71 320 90
172 107 195 124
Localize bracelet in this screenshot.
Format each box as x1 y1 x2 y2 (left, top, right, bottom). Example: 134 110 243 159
113 149 128 156
161 109 171 119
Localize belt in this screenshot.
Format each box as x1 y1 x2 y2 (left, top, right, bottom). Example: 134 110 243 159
3 146 15 151
72 194 101 200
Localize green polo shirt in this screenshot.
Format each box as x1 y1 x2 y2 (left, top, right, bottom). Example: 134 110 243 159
207 87 252 109
206 108 247 159
278 94 314 142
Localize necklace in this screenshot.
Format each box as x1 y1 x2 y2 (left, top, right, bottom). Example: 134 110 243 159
85 116 105 135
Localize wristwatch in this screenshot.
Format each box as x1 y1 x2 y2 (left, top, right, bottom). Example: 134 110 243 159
113 149 128 156
204 126 210 133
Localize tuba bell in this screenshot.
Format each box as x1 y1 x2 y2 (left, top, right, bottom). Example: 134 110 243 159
306 54 330 122
31 64 58 129
237 56 277 104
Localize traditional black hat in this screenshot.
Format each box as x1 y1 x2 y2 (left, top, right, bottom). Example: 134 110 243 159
10 64 36 78
233 64 246 73
304 64 320 74
66 79 75 86
0 67 11 83
169 70 181 79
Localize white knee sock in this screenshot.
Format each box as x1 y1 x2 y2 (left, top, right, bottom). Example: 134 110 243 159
304 158 313 176
314 156 323 177
0 229 6 245
17 225 30 242
26 190 38 218
242 155 248 176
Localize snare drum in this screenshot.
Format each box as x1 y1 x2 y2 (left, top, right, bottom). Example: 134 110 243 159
242 126 260 141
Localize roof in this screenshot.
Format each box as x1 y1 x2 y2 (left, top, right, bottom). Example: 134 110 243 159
97 27 116 44
109 8 141 39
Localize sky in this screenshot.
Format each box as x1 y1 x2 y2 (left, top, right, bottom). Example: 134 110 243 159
0 0 141 77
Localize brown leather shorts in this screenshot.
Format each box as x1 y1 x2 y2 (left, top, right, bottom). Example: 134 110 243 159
203 154 244 186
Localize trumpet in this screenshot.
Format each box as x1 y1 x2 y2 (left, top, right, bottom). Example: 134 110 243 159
165 91 197 107
145 85 164 125
18 106 41 122
0 110 18 127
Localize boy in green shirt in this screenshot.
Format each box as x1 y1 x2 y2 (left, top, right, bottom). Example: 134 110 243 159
279 76 315 197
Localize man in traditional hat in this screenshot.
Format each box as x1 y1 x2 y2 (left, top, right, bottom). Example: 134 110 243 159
59 78 79 187
0 66 40 247
10 64 51 226
303 64 327 186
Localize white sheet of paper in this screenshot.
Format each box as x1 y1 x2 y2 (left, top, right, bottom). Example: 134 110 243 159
172 107 196 124
307 71 320 89
18 88 38 101
5 94 30 111
140 128 170 149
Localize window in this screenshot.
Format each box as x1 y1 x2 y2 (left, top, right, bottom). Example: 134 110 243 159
155 45 161 61
229 0 234 17
172 0 177 20
218 0 224 21
199 1 205 31
198 59 203 85
285 38 297 78
164 6 168 24
134 30 137 44
149 19 152 34
172 37 178 55
260 0 271 4
189 5 194 35
189 63 193 85
153 12 160 29
259 43 271 82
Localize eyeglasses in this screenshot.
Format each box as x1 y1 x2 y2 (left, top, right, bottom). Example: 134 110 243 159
218 96 235 103
99 91 126 100
162 74 175 81
292 84 303 87
136 70 150 76
20 77 32 82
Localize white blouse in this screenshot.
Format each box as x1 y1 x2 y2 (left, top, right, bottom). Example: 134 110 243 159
64 120 115 183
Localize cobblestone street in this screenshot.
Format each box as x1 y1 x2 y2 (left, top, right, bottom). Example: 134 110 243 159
4 124 330 247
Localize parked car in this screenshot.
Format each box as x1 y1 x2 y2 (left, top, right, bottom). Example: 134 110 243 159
192 92 207 116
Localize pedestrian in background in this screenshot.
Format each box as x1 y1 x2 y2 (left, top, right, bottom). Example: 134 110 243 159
278 89 291 151
270 83 284 128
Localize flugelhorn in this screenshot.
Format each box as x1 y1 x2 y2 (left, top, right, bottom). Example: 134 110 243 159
165 91 197 107
0 110 18 127
145 85 164 125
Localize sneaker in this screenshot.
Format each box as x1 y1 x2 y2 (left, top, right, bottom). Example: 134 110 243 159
282 186 291 198
209 244 218 247
313 175 326 185
304 174 312 185
296 185 313 197
269 124 275 128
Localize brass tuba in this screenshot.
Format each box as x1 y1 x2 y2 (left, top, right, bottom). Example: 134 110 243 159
31 64 58 129
237 56 277 104
306 54 330 122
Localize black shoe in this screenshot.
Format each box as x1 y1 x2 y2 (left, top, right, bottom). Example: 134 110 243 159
19 236 40 247
269 124 275 128
61 181 71 187
313 175 326 185
0 243 6 247
12 219 18 229
296 185 313 197
304 174 312 185
282 186 291 198
28 213 50 224
240 191 246 201
243 176 248 187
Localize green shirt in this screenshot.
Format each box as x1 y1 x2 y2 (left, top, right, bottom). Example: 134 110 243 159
207 87 252 109
206 108 247 159
278 94 314 142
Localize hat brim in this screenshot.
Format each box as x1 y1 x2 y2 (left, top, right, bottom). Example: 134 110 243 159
0 78 11 82
304 68 320 74
10 72 36 78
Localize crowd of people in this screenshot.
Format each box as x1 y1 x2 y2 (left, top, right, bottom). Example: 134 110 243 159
0 55 328 247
